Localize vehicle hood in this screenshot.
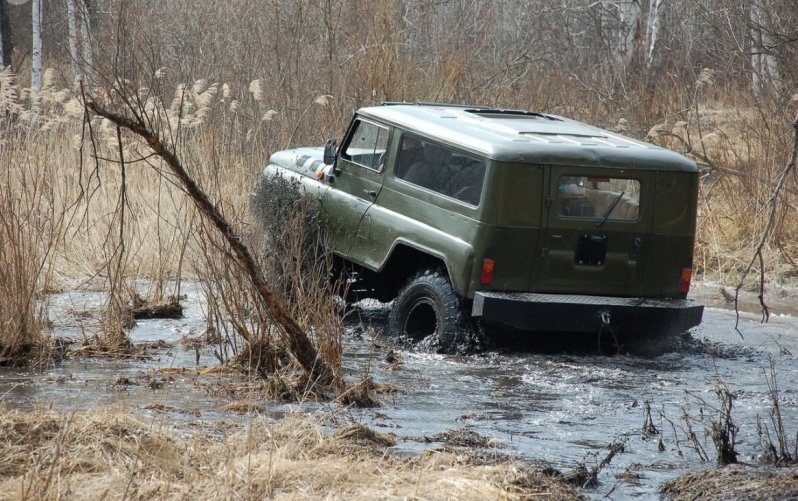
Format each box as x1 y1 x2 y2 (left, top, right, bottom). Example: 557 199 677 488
268 147 326 177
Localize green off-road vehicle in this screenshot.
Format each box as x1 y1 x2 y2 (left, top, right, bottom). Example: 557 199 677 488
259 103 703 351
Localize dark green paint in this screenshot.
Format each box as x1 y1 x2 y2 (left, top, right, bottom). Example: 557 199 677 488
263 104 700 310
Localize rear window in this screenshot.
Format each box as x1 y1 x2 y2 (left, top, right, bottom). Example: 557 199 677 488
558 176 640 221
395 136 486 206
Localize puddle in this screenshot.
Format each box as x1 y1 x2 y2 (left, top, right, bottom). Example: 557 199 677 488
2 282 797 499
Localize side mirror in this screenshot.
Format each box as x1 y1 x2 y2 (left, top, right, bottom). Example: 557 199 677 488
323 139 337 167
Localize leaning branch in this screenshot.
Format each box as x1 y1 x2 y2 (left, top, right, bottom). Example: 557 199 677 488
86 100 335 386
734 113 798 336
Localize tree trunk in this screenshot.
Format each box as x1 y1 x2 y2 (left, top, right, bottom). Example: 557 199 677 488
645 0 664 72
31 0 42 112
619 0 642 70
67 0 80 80
599 0 644 81
0 0 11 69
750 1 780 96
79 0 94 85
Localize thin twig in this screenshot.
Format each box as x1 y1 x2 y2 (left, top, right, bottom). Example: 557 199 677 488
733 113 798 336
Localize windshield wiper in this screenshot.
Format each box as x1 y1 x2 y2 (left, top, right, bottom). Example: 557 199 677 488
596 191 625 228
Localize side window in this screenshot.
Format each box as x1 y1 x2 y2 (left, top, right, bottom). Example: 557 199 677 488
342 120 389 171
395 136 486 206
557 175 640 221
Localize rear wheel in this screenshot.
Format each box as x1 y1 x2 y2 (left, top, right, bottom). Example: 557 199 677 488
388 269 473 353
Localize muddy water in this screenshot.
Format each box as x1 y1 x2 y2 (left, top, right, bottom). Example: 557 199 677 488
2 282 798 499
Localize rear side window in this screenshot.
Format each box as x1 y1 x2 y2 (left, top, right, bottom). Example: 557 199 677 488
342 120 389 171
558 176 640 221
395 136 486 206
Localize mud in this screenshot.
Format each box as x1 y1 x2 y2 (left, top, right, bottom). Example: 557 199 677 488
1 281 797 499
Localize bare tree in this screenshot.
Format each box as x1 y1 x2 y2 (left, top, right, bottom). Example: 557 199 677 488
598 0 644 79
645 0 664 72
750 0 783 96
0 0 11 69
31 0 42 110
79 0 93 85
67 0 80 79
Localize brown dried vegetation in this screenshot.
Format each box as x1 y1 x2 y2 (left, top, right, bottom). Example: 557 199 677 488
0 406 578 500
0 0 796 383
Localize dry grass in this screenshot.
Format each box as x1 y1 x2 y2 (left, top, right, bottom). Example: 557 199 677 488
661 464 798 501
0 406 578 500
0 66 290 365
2 6 797 366
647 84 798 285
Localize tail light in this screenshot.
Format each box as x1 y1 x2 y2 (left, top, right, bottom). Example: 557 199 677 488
679 268 693 295
481 259 495 286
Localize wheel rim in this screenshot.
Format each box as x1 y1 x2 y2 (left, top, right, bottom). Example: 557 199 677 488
403 299 438 340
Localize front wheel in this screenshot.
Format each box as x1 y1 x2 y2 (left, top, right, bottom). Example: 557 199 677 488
387 269 478 353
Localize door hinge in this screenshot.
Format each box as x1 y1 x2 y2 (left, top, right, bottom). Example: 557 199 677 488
544 197 553 208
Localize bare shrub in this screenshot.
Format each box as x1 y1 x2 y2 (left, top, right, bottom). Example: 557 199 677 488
0 119 67 365
0 182 54 365
709 381 739 465
660 381 740 465
192 173 344 387
252 174 344 371
757 358 797 465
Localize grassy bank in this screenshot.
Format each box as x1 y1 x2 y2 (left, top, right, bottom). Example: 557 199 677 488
0 406 577 500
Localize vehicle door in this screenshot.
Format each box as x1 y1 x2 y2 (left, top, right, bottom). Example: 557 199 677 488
534 166 653 296
323 118 389 255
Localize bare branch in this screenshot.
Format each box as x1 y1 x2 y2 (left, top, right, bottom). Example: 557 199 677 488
85 99 336 387
734 113 798 336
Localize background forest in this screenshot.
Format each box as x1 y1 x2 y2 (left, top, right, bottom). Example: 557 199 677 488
1 0 797 355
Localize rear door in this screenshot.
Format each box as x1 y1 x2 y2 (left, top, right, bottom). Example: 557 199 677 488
534 166 652 296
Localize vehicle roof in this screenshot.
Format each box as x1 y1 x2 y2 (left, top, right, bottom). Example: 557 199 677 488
357 103 697 172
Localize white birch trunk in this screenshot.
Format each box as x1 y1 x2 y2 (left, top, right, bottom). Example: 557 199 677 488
31 0 42 111
600 1 643 74
645 0 664 71
67 0 80 80
79 0 94 86
751 1 780 95
619 0 642 67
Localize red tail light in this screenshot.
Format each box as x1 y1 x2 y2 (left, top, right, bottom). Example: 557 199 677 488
679 268 693 295
481 259 495 286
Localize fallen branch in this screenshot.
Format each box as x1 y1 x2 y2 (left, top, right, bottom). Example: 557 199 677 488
86 100 336 387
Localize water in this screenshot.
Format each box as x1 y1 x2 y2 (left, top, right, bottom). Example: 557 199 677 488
2 282 797 498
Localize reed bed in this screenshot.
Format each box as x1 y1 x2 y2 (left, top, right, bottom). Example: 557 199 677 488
2 15 797 367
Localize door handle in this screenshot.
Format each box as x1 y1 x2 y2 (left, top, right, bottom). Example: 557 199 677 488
551 234 562 240
365 190 377 198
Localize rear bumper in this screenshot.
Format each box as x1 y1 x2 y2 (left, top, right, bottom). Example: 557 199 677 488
472 292 703 337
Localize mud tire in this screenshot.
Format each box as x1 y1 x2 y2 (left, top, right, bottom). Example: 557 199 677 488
388 269 472 353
